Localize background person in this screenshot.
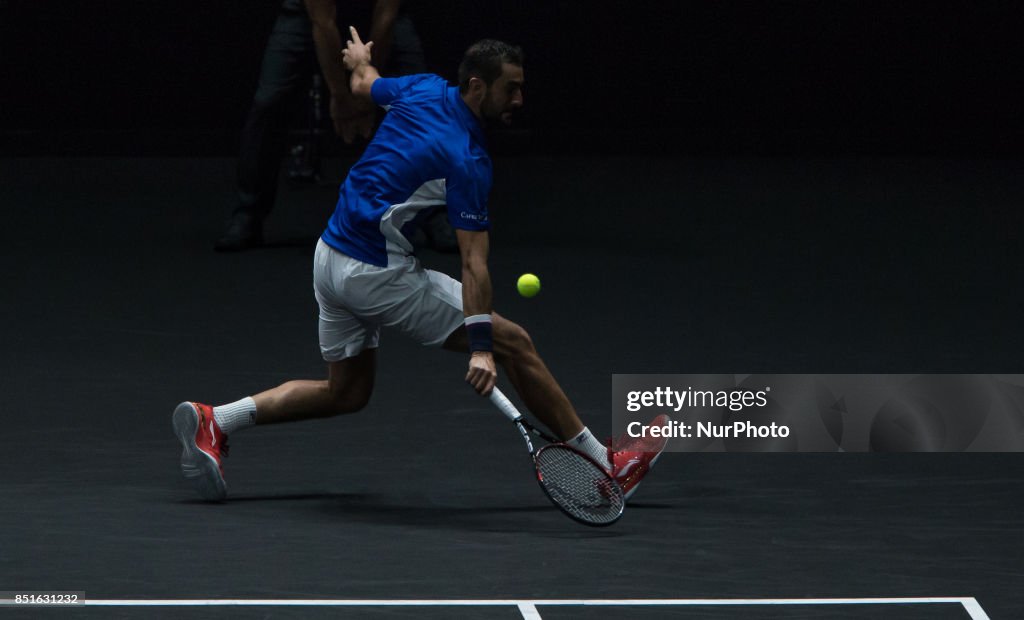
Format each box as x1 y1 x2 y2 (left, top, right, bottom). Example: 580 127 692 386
218 0 454 252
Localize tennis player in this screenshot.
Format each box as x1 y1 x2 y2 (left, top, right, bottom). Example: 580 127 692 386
173 27 667 503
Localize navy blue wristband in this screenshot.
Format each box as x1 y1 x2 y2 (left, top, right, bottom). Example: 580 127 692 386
465 314 493 352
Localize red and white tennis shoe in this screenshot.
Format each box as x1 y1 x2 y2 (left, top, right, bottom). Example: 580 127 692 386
172 402 229 501
608 414 670 500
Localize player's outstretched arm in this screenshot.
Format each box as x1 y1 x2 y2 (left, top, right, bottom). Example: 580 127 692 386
457 228 498 396
343 26 381 99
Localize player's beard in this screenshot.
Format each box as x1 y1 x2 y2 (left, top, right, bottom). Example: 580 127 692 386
482 107 516 129
481 92 516 128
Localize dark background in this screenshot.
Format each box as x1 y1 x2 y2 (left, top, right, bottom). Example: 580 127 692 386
3 0 1023 156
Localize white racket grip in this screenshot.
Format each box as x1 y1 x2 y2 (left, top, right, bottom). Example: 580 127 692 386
489 387 523 422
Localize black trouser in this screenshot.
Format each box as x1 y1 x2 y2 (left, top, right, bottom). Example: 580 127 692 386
235 7 426 219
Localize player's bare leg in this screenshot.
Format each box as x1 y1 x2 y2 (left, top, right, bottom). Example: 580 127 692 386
251 348 377 424
173 348 375 500
444 312 582 440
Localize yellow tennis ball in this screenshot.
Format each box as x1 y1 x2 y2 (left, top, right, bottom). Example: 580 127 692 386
517 273 541 298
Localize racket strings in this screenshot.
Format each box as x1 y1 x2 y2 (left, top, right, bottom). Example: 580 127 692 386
535 445 624 525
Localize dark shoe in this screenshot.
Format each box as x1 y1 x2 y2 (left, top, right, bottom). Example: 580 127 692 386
215 211 264 252
424 210 458 253
409 225 430 250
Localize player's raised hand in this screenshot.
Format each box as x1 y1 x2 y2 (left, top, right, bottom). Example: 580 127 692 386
342 26 374 71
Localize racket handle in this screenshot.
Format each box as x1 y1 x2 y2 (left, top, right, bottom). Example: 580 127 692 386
489 387 523 422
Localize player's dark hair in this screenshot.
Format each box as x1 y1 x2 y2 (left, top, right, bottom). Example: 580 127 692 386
458 40 524 94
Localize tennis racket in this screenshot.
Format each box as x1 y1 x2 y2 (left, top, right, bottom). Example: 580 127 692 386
489 387 624 526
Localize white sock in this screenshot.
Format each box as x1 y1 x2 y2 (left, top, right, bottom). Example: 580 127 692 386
568 427 611 469
213 397 257 435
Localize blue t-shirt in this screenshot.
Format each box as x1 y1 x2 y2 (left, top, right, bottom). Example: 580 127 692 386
321 74 491 267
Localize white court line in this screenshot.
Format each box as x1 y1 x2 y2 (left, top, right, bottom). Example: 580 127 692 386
78 597 991 619
961 598 993 620
517 602 542 620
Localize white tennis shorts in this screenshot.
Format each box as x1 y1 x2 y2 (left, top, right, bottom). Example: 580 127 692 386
313 238 465 361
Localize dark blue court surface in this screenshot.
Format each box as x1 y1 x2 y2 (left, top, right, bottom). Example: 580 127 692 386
1 157 1021 618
